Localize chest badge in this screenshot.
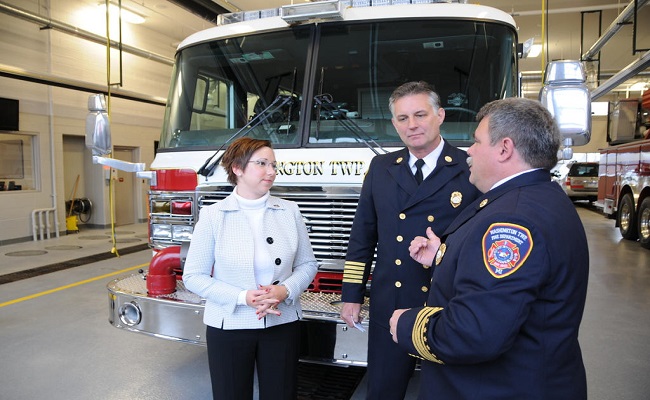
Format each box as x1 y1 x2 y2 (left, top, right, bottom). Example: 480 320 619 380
435 243 447 266
450 191 462 208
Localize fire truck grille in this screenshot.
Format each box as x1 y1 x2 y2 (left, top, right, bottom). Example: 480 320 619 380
197 188 359 270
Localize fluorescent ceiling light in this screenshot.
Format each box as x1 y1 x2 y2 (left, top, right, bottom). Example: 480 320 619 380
98 3 146 24
629 82 647 91
528 44 542 58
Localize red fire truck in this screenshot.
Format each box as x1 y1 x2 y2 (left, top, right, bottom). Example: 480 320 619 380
597 92 650 249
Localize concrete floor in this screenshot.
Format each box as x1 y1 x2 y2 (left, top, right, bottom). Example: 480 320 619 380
0 206 649 400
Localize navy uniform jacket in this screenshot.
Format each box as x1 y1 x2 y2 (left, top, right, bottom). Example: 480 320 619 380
342 143 480 329
396 170 589 400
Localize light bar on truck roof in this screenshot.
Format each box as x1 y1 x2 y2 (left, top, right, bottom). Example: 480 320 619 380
281 0 342 23
217 0 465 26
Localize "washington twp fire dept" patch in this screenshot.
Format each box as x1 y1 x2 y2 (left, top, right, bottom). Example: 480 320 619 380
482 223 533 278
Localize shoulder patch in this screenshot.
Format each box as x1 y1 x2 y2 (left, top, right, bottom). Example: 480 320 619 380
482 223 533 278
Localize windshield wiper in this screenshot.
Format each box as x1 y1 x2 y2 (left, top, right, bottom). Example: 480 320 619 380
313 94 389 156
197 94 294 178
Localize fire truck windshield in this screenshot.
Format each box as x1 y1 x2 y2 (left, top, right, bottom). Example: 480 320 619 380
159 18 517 151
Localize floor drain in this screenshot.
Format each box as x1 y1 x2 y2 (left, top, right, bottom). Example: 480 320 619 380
45 245 83 250
113 238 142 243
79 235 112 240
5 250 49 257
0 243 150 285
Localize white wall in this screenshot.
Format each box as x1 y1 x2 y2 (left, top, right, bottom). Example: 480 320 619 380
0 0 199 243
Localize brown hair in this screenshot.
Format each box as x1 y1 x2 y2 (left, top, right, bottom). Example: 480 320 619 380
220 137 273 185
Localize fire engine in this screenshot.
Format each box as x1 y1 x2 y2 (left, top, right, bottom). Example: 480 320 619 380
597 91 650 250
99 0 590 366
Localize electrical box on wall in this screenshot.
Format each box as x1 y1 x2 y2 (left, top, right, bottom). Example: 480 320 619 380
0 98 19 131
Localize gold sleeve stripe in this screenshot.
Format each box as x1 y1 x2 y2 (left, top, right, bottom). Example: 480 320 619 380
343 261 367 284
343 274 364 283
344 261 366 268
412 307 444 364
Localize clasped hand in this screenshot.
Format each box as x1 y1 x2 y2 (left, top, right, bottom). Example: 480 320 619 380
247 284 286 319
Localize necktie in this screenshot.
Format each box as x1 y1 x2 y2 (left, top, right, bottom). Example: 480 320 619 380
414 159 425 185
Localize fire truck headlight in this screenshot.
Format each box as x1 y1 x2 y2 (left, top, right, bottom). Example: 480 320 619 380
172 225 193 241
152 201 171 214
171 200 192 215
118 301 142 326
152 223 172 240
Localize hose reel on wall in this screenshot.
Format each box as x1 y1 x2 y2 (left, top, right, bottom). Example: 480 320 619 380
66 198 93 223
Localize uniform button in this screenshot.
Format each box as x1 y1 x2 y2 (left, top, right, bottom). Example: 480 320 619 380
421 286 428 292
396 235 403 242
266 237 274 244
395 281 402 288
422 264 430 269
427 215 434 222
395 259 402 266
275 258 281 265
399 213 406 220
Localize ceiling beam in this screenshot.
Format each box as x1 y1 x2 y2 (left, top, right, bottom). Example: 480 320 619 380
166 0 230 23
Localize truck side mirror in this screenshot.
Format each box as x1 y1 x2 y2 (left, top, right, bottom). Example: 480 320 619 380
84 93 146 173
539 60 591 159
85 94 112 156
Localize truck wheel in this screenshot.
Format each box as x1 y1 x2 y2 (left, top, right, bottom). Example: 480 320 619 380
638 198 650 249
618 193 638 240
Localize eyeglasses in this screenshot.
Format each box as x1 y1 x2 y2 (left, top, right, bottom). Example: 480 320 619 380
248 159 278 171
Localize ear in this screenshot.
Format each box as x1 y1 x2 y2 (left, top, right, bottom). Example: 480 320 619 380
496 137 516 162
436 107 445 125
232 164 244 177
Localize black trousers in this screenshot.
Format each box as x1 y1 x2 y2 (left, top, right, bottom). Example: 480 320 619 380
366 320 417 400
206 321 300 400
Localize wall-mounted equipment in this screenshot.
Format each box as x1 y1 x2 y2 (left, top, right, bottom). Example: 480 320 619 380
0 98 19 131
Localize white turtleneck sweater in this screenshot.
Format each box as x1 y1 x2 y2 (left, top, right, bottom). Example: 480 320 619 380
234 188 274 305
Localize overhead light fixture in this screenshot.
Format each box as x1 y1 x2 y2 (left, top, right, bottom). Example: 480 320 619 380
98 2 146 24
629 82 648 91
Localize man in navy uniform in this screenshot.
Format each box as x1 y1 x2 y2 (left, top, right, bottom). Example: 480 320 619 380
340 81 481 399
391 98 589 399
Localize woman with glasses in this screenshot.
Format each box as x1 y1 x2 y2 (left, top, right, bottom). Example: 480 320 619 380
183 137 318 400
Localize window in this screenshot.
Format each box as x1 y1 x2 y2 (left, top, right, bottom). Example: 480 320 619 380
0 132 36 191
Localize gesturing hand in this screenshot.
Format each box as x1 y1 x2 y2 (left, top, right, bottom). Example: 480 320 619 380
408 227 441 267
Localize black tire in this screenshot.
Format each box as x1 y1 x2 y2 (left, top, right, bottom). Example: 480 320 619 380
638 197 650 250
618 193 638 240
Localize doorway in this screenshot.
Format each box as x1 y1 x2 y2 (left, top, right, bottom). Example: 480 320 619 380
112 147 136 226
